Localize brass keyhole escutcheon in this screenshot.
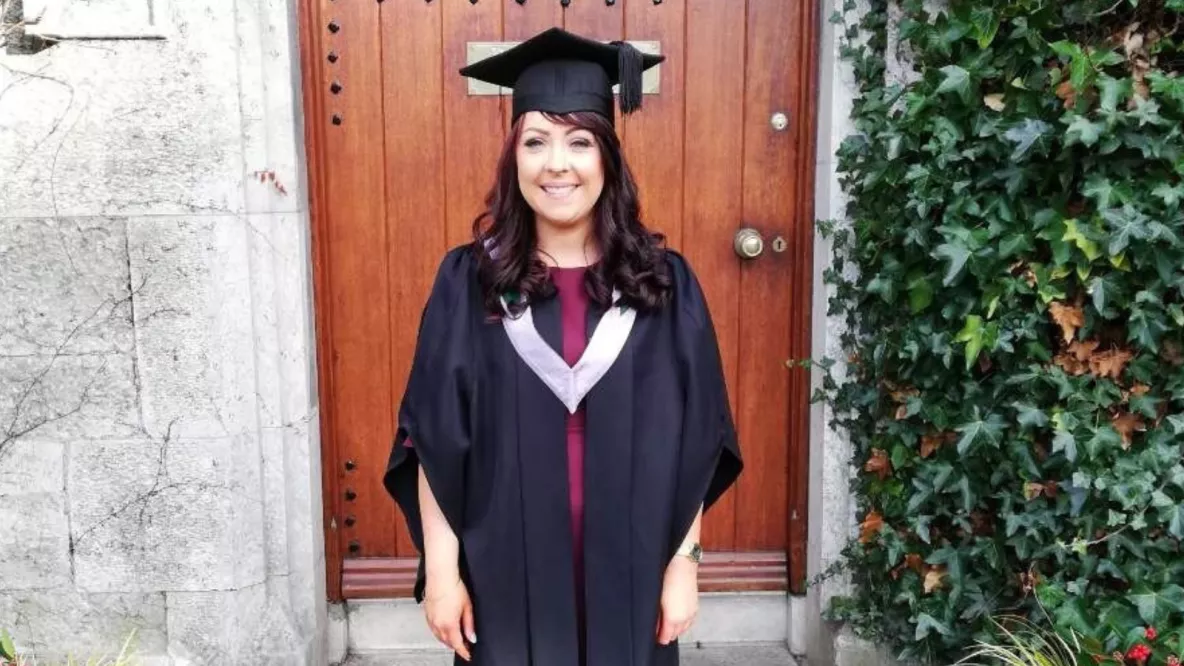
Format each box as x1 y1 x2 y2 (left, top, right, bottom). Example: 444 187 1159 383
772 236 787 253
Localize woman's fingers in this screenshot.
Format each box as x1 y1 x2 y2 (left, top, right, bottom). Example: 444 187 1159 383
446 626 472 662
657 614 696 645
462 601 477 645
658 616 676 645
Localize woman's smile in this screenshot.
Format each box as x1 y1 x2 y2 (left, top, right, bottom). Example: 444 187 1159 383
541 183 579 199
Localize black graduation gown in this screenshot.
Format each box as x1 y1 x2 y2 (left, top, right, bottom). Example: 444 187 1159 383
383 243 742 666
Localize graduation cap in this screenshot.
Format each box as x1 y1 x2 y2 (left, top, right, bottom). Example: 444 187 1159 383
459 27 664 125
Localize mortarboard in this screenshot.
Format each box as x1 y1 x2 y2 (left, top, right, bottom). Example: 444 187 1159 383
459 27 664 125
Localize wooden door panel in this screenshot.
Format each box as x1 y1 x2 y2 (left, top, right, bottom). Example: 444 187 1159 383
622 0 685 250
381 0 447 560
322 0 396 561
302 0 819 600
682 0 747 553
734 0 795 552
443 2 505 247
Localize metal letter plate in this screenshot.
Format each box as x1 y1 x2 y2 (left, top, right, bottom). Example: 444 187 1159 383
467 40 661 96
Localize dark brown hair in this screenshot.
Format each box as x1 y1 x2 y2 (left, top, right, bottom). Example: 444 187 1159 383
471 111 671 316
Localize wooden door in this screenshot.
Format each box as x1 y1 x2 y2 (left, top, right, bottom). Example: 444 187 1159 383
298 0 819 601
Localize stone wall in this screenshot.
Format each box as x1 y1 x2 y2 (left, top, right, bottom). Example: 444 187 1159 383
0 0 326 664
807 2 925 664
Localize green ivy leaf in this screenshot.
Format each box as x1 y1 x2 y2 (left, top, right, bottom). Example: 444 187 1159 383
1166 415 1184 435
937 65 972 104
1149 69 1184 104
1103 205 1150 256
1063 218 1101 260
907 273 934 313
1152 182 1183 208
956 411 1006 455
955 315 985 370
1158 504 1184 540
1065 115 1105 147
1129 308 1167 351
1083 175 1127 210
1053 428 1078 463
969 6 1000 48
1129 585 1184 624
1004 119 1052 161
915 613 952 640
1089 275 1112 314
935 242 971 286
1085 426 1123 460
1097 75 1129 112
1014 403 1049 429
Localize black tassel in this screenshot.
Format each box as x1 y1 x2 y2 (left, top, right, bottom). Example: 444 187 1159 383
612 40 644 114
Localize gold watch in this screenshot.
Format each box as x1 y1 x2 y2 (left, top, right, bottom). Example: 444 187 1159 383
675 542 703 564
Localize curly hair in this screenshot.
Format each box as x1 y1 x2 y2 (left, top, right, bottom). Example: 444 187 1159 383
471 111 672 317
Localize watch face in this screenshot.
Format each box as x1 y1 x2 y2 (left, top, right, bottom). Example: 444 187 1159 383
690 544 703 561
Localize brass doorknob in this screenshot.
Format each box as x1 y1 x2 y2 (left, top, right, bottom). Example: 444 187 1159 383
734 228 765 259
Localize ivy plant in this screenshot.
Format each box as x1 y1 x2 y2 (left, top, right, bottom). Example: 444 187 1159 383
821 0 1184 663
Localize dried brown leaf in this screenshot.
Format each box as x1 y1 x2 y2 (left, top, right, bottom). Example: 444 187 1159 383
920 432 956 458
1123 384 1152 403
983 93 1006 111
905 553 925 574
860 510 884 544
1069 339 1100 362
1024 482 1046 500
924 567 947 594
865 448 893 480
1090 348 1134 380
1054 352 1089 376
1111 411 1145 450
1055 80 1077 109
889 386 919 403
1049 302 1084 345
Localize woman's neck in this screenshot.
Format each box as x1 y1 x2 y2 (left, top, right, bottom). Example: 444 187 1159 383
535 216 599 268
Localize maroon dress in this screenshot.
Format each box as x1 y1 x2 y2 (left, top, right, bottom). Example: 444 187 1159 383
551 266 591 660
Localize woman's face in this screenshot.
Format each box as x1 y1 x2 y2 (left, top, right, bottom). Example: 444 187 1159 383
516 111 605 230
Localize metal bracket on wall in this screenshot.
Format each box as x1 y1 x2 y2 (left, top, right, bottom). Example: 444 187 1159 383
466 40 661 96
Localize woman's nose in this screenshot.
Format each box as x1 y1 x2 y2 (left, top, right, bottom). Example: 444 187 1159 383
546 145 569 172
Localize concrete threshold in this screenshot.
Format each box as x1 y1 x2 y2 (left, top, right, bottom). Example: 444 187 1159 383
345 643 799 666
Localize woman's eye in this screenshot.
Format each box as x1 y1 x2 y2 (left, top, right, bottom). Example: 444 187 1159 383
571 138 593 149
524 138 544 148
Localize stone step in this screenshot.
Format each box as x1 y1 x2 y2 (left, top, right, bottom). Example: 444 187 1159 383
345 644 799 666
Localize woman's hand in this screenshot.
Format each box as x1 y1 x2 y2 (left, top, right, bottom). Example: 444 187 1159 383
424 573 476 661
655 556 699 646
418 467 474 660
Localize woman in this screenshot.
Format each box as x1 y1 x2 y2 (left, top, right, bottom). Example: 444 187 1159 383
383 27 742 666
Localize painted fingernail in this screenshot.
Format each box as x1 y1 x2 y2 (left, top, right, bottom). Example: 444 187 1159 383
468 632 477 643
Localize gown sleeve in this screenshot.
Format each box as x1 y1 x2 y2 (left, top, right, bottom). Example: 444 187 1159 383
668 252 744 557
383 247 476 598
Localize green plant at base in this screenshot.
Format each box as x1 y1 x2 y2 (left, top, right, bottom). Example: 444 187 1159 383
819 0 1184 663
955 615 1083 666
1 630 16 663
0 631 137 666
